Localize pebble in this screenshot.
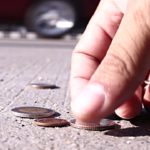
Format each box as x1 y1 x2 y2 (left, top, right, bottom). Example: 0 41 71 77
126 141 131 144
128 137 135 140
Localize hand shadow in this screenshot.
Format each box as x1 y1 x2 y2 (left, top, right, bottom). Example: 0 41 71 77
105 109 150 137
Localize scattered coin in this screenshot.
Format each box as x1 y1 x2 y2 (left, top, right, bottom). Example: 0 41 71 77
27 83 59 89
34 118 70 127
11 106 55 119
70 119 118 131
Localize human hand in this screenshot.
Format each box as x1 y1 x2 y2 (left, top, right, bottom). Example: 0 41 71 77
70 0 150 124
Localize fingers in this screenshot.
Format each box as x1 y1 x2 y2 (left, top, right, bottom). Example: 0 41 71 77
115 72 150 119
87 0 150 118
71 0 124 100
115 86 142 119
71 0 150 123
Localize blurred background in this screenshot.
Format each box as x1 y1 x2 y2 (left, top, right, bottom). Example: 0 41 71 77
0 0 100 40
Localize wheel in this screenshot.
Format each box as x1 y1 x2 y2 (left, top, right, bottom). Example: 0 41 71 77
25 0 77 37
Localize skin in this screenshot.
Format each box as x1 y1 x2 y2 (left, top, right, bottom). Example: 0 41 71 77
70 0 150 124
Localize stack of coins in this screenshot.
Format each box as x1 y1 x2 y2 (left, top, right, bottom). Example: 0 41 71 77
70 119 118 131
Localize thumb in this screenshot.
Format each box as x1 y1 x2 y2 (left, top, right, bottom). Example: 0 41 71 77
71 0 150 123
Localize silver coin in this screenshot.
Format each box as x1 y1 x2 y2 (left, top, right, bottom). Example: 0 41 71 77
27 83 59 89
11 106 55 119
70 119 118 131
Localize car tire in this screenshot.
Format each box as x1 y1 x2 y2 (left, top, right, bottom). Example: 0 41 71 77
25 0 77 37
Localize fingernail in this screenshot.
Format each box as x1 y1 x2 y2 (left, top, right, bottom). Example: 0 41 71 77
71 83 105 121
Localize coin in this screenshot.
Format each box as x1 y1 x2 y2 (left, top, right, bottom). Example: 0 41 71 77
34 118 70 127
70 119 118 131
27 83 59 89
11 106 55 119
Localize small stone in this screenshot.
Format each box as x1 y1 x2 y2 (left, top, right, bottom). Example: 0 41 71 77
38 76 43 81
0 79 4 82
128 137 135 140
126 141 131 144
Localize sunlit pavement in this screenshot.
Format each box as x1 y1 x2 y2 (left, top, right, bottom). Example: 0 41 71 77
0 27 149 150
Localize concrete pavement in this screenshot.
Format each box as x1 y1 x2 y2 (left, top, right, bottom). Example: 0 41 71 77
0 39 150 150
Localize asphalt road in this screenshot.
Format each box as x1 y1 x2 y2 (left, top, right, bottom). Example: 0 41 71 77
0 39 150 150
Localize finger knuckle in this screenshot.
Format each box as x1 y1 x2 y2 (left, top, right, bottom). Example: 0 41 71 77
102 49 132 79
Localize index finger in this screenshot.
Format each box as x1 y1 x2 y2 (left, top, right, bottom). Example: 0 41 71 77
70 0 124 99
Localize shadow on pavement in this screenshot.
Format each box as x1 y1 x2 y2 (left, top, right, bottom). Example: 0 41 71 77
105 110 150 137
105 126 150 137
